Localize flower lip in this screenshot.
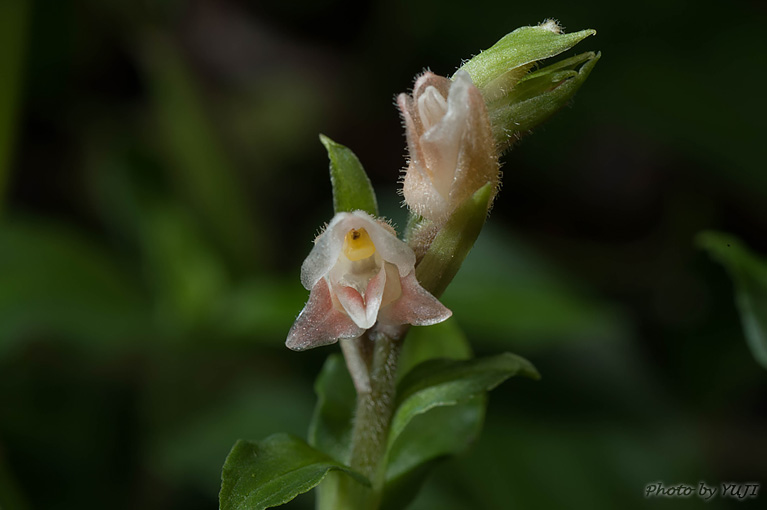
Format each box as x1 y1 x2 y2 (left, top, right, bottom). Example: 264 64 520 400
300 211 415 290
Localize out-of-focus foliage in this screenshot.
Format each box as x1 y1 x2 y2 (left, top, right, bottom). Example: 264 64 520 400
1 0 765 509
699 231 767 370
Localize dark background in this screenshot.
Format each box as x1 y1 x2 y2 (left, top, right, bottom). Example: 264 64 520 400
1 0 766 509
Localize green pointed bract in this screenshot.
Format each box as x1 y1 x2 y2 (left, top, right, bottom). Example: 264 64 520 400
320 134 379 216
457 23 596 93
489 51 600 152
456 23 599 152
415 182 493 298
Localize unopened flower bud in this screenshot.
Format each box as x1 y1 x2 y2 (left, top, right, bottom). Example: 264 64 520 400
398 70 499 225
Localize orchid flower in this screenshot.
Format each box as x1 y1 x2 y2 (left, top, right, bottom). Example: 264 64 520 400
398 70 499 224
286 210 451 351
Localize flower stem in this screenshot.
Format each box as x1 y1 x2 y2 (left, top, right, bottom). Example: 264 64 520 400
332 333 402 509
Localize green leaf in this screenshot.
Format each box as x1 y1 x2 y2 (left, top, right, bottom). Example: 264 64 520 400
385 319 478 509
380 352 537 509
219 434 369 510
320 134 379 216
457 23 596 92
416 183 493 298
698 231 767 369
306 324 478 510
382 396 485 510
390 353 539 449
308 354 356 463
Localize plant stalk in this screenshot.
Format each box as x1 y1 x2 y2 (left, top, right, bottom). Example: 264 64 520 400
329 333 402 510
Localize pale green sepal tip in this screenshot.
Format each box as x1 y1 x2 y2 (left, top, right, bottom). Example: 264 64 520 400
319 133 379 216
457 25 597 90
415 182 494 298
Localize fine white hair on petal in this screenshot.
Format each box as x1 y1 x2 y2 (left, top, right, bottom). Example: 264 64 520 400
300 211 415 289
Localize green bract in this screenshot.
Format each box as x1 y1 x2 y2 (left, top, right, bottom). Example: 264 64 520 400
320 134 379 216
457 22 599 151
415 183 494 298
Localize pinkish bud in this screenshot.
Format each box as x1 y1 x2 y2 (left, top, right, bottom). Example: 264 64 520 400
398 70 499 224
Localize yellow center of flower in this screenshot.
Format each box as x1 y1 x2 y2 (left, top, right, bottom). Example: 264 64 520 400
343 228 376 261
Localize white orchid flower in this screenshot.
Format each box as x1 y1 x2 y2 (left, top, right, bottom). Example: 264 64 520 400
286 211 451 351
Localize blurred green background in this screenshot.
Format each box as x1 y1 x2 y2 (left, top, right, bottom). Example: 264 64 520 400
1 0 766 509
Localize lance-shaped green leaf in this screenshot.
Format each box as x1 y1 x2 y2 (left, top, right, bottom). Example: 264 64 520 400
390 353 539 449
488 52 601 152
416 183 493 298
219 434 369 510
320 134 378 216
698 231 767 370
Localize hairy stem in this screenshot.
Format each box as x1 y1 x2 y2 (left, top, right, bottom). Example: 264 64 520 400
332 333 402 509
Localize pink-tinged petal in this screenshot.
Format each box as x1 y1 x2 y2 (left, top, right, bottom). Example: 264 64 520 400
381 271 451 328
286 278 364 351
333 264 386 329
